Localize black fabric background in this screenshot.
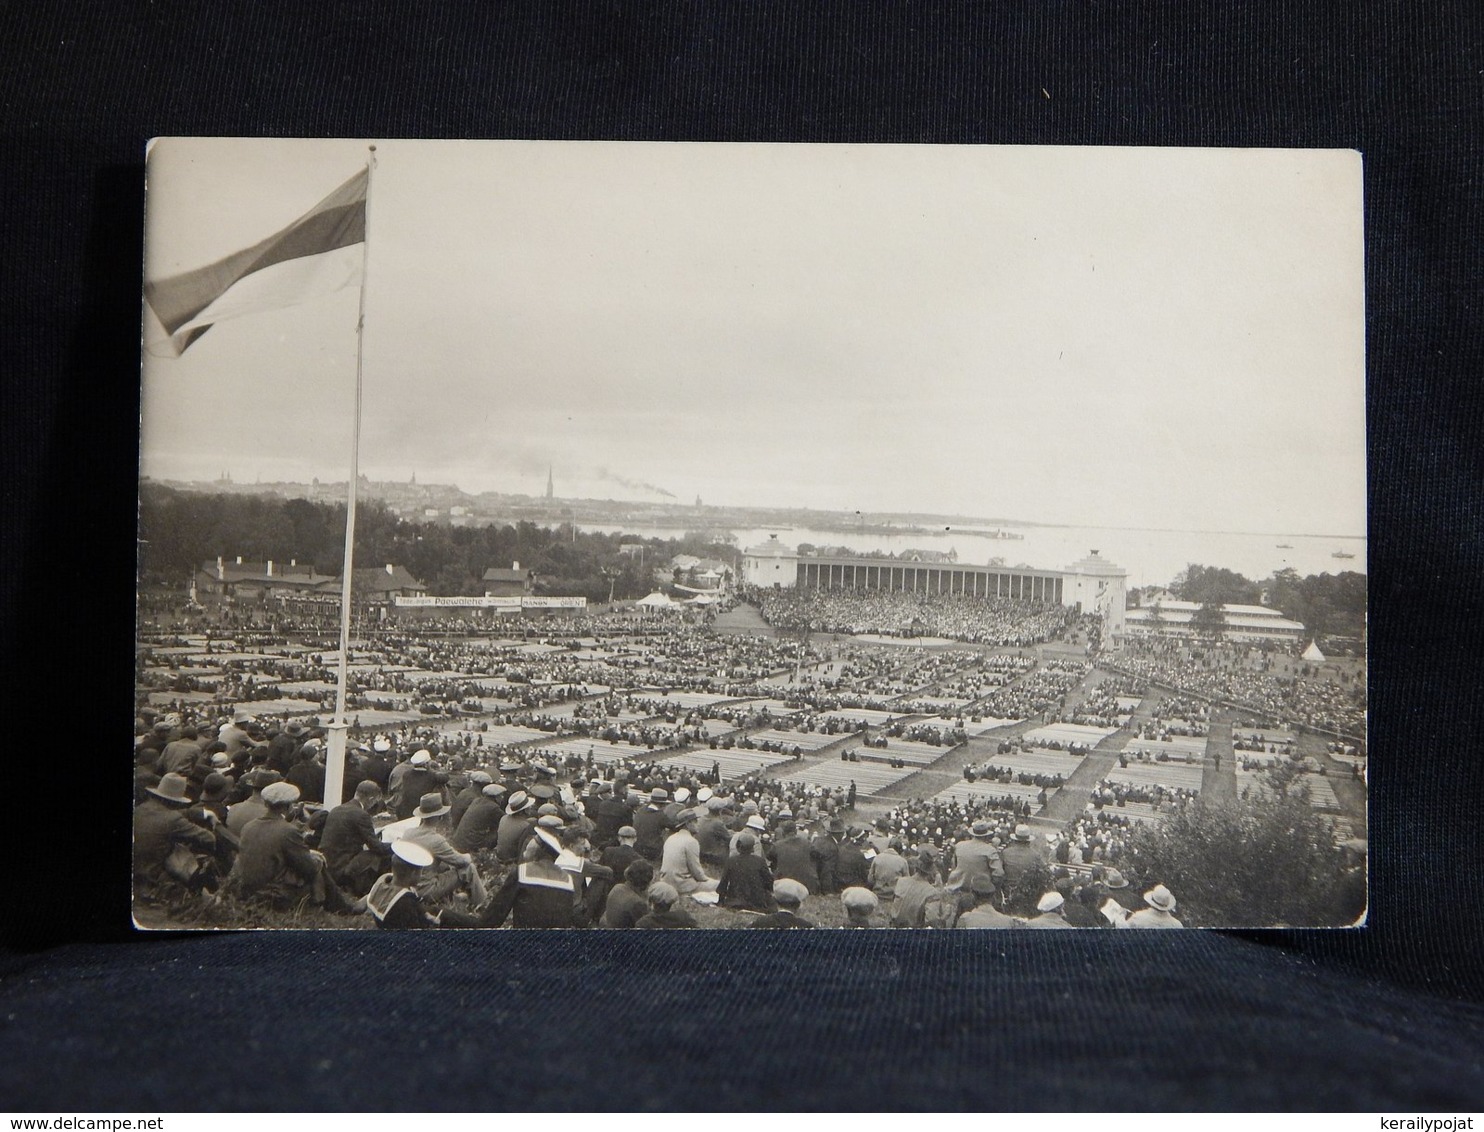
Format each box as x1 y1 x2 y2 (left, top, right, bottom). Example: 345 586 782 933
1 1 1481 1111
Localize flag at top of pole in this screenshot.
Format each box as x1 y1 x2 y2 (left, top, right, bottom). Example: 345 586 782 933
141 145 378 809
144 165 368 356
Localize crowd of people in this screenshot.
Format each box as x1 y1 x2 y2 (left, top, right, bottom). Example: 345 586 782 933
135 707 1193 929
1112 641 1367 744
753 588 1079 647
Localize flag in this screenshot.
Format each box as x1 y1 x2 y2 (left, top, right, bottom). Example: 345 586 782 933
144 166 368 356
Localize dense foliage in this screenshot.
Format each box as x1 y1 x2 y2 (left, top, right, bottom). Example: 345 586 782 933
1163 563 1367 641
137 484 737 603
1127 775 1357 926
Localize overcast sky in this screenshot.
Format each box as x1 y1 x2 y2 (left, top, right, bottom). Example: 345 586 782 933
140 139 1366 535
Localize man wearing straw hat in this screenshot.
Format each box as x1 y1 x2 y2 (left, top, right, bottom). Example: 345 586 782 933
401 792 489 909
1126 884 1184 928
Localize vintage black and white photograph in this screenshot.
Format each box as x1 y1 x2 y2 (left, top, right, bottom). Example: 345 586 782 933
134 138 1367 931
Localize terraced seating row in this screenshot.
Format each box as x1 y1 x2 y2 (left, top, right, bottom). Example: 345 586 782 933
979 747 1086 777
1023 722 1120 747
660 748 794 779
1125 735 1206 760
930 781 1047 808
775 760 912 796
742 728 842 752
854 739 949 766
1105 762 1204 792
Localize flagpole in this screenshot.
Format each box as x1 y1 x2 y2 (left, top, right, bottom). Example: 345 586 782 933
325 144 377 810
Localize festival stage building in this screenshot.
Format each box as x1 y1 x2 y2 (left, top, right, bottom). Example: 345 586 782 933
741 537 1127 631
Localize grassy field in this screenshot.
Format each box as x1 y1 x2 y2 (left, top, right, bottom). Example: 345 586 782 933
133 886 865 931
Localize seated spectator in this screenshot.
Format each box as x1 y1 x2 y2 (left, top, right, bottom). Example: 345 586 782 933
956 874 1018 929
1126 884 1184 929
716 832 776 912
602 860 656 929
635 881 698 929
1022 890 1073 929
749 879 815 929
365 841 480 929
840 886 880 928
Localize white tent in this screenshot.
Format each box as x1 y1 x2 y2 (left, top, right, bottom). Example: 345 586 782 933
1301 639 1325 662
635 591 677 608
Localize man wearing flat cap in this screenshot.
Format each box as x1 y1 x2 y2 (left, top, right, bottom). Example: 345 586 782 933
840 886 880 928
634 881 697 929
956 874 1019 929
225 769 281 835
450 781 507 853
1022 890 1074 929
598 826 642 879
228 781 356 912
748 879 815 929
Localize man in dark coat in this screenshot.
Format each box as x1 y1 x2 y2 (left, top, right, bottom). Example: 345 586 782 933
716 832 775 912
229 782 355 911
449 771 491 831
597 826 642 879
263 722 305 775
768 821 821 894
318 780 393 896
748 878 815 929
479 827 590 929
392 751 448 819
133 773 218 899
631 789 671 862
286 742 326 804
159 725 204 778
812 818 846 894
450 783 507 852
835 829 871 890
600 859 656 929
634 881 698 929
592 785 633 850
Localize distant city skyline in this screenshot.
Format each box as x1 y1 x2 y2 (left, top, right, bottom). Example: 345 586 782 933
141 140 1367 539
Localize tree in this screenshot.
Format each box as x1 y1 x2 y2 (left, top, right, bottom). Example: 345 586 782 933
1125 786 1350 926
1172 564 1260 606
1191 601 1226 640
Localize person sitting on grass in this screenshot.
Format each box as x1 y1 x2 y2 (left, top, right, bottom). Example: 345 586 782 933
840 886 880 928
601 859 656 929
227 781 358 914
365 841 481 929
634 880 698 929
748 879 815 929
716 831 776 913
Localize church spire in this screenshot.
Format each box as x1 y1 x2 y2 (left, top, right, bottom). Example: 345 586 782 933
546 464 554 500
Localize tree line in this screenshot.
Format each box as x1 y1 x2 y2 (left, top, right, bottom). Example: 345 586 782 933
1140 562 1367 641
137 484 738 604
